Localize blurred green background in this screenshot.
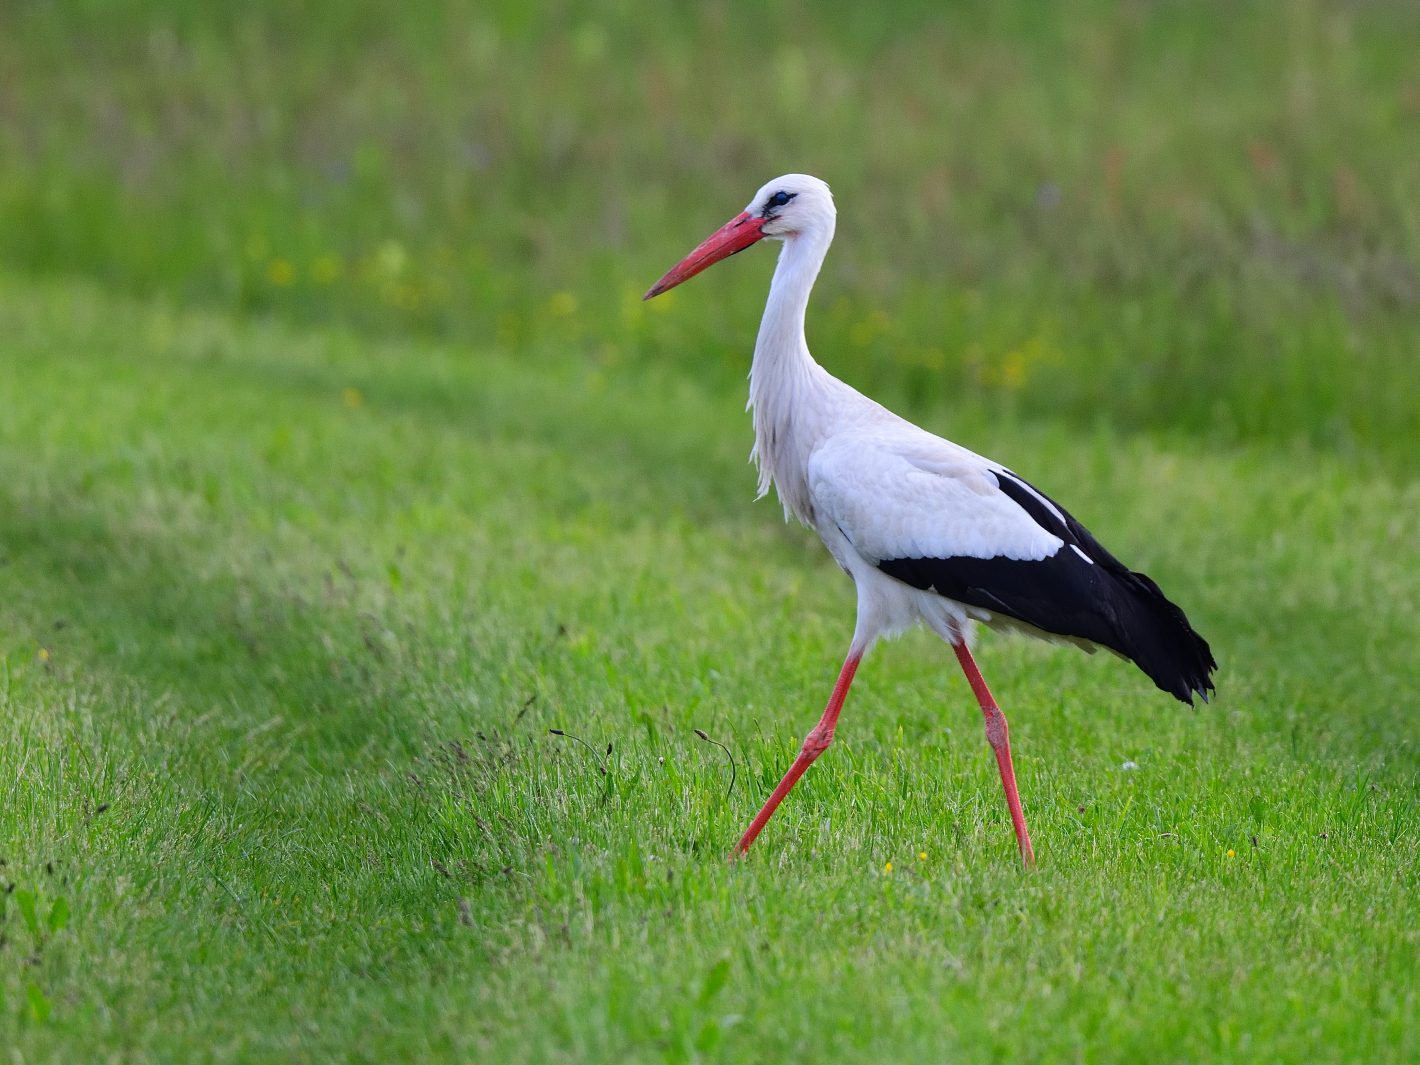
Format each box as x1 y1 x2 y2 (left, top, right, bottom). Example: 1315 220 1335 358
3 0 1418 456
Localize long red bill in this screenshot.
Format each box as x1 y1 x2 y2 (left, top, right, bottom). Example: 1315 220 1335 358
643 211 765 299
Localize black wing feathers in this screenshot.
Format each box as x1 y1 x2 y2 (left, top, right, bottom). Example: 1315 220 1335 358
877 470 1216 705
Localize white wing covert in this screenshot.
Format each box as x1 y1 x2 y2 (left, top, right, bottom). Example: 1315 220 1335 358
807 431 1063 565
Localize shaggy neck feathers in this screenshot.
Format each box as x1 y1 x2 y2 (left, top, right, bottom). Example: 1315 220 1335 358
747 221 836 522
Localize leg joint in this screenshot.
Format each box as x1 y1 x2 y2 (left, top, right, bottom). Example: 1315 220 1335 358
801 726 835 760
982 707 1009 751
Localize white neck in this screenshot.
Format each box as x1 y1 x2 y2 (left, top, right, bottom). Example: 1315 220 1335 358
747 223 836 514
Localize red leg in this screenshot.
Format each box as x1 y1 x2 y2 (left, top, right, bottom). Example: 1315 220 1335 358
732 652 861 857
953 641 1036 868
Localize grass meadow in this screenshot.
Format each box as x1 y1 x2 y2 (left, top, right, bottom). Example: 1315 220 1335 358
2 1 1420 1061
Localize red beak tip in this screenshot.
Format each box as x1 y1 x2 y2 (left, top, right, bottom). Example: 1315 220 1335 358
644 210 762 304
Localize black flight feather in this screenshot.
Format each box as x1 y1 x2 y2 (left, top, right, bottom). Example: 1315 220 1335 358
877 470 1216 705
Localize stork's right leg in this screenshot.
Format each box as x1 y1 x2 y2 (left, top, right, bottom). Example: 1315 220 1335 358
732 652 861 858
952 640 1036 868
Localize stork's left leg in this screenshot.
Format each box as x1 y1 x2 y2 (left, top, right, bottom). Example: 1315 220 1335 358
953 641 1036 868
731 651 861 858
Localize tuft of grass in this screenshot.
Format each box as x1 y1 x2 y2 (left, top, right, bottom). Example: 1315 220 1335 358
1 275 1418 1060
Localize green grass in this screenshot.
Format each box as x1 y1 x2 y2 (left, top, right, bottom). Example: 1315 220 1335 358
2 274 1419 1061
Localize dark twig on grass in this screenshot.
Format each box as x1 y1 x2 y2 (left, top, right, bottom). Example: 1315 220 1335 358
548 729 607 776
694 729 737 801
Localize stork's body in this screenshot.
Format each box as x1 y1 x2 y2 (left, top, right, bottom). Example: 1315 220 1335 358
646 175 1215 865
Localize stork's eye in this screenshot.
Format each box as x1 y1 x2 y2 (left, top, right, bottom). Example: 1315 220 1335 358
767 191 794 208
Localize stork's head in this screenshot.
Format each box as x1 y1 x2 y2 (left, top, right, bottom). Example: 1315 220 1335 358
644 174 834 299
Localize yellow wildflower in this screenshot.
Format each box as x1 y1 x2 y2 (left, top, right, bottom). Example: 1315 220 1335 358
311 254 344 284
267 259 294 286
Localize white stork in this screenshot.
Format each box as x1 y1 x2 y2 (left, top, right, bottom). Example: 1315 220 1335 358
644 175 1215 867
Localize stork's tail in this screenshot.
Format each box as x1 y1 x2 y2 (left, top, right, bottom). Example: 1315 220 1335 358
1103 568 1216 705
